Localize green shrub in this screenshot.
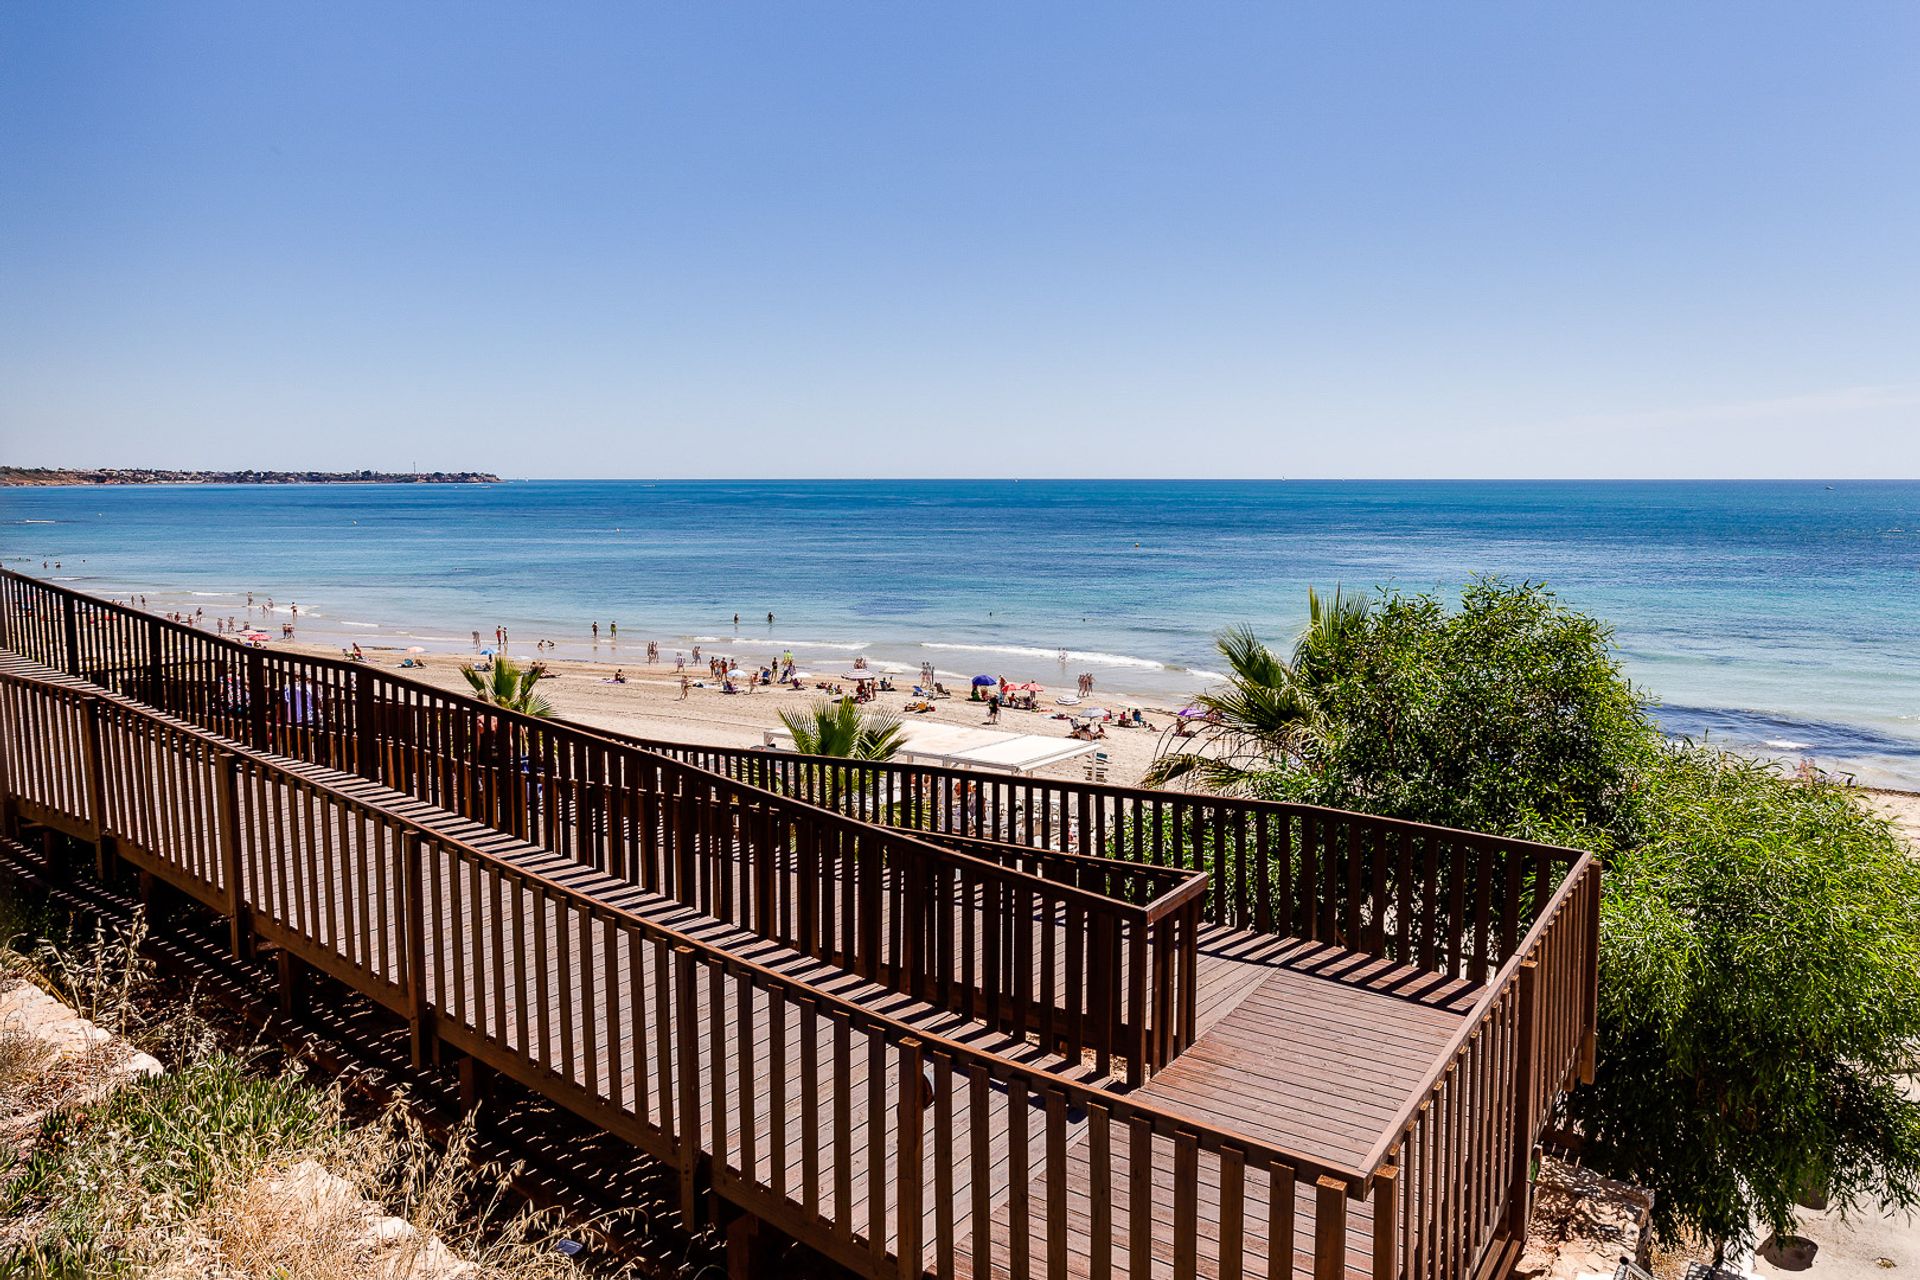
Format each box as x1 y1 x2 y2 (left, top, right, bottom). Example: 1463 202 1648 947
1574 747 1920 1253
1155 581 1920 1254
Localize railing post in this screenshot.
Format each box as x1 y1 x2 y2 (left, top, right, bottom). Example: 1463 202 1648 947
901 849 923 999
61 594 80 677
77 695 110 878
145 616 164 708
1314 1176 1350 1280
246 648 269 751
404 831 431 1068
1370 1165 1399 1280
673 945 702 1224
0 684 15 841
896 1037 925 1280
354 673 377 782
674 785 696 906
858 831 882 979
1127 916 1149 1086
1581 869 1600 1084
215 751 252 960
1504 960 1541 1239
495 709 516 838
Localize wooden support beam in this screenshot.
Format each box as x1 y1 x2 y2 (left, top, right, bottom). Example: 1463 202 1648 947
457 1053 490 1114
275 948 306 1016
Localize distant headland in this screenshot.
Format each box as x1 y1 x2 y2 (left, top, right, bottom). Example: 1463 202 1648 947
0 467 500 487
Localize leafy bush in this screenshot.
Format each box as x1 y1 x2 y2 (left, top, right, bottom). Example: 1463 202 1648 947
1155 579 1920 1254
1575 747 1920 1252
1154 578 1657 850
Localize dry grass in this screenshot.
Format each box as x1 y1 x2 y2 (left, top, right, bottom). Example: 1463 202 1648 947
10 912 153 1041
181 1103 591 1280
0 1030 56 1136
0 912 599 1280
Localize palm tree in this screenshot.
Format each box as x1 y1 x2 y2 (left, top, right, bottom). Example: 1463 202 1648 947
1143 586 1368 793
778 698 905 761
459 655 554 719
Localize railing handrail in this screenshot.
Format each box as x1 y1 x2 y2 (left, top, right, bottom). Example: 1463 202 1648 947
917 826 1213 925
0 656 1370 1192
624 726 1595 861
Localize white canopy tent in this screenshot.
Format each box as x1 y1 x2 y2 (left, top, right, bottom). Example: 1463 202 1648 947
762 720 1096 776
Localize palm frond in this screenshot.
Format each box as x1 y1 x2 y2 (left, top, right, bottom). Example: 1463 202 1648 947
1143 594 1360 795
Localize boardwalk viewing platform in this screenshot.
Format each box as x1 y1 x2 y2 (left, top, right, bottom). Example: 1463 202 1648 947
0 570 1600 1280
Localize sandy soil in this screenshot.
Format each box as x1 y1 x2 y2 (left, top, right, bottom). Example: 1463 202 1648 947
288 640 1920 835
1864 789 1920 850
296 642 1175 788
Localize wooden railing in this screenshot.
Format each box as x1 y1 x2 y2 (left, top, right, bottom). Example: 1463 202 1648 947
0 572 1202 1083
1368 852 1599 1280
0 660 1382 1280
649 710 1605 1280
605 737 1577 972
0 569 1603 1279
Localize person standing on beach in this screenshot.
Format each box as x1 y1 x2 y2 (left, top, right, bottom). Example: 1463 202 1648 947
767 611 775 625
986 692 1001 724
733 613 739 628
679 674 691 699
609 621 617 639
592 621 599 641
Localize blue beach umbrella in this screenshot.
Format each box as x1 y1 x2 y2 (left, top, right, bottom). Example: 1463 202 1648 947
972 674 996 687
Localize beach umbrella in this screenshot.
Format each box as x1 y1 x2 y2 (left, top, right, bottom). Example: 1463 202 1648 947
1177 705 1206 718
239 630 270 643
406 646 426 655
972 675 996 687
479 647 494 656
1081 707 1108 718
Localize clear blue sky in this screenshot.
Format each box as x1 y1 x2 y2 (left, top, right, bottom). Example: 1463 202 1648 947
3 3 1916 478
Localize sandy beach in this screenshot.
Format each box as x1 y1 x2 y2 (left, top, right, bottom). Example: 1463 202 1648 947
293 639 1920 852
1866 790 1920 849
292 641 1177 788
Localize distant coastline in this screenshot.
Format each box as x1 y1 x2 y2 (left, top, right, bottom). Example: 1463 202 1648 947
0 467 499 487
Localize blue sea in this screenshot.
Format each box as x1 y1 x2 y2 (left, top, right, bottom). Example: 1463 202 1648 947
4 479 1918 788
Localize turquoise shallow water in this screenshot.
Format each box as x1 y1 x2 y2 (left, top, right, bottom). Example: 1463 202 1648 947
4 479 1918 787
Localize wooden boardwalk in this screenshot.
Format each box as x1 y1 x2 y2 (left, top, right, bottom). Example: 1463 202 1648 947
0 568 1605 1280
